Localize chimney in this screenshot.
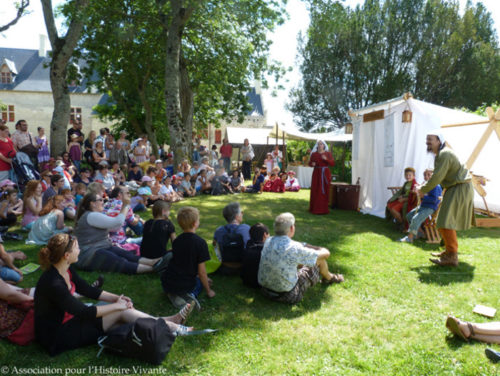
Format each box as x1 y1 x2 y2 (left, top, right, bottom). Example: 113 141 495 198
39 35 47 58
254 79 262 95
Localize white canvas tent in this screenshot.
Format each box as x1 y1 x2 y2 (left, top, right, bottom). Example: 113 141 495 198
350 94 499 218
268 123 352 142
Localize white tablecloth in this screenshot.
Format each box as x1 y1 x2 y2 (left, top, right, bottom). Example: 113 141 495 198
288 165 313 188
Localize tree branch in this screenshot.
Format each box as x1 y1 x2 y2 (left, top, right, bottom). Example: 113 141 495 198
0 0 30 33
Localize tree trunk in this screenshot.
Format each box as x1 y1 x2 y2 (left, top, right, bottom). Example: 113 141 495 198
49 63 71 157
41 0 89 157
162 0 195 170
180 54 194 153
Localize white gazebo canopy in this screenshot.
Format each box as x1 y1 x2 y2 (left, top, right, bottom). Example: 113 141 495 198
226 127 284 145
268 123 352 142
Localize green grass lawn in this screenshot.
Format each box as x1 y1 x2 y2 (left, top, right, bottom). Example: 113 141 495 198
1 189 500 375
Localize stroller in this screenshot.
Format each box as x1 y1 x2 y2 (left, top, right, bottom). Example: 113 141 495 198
11 151 40 192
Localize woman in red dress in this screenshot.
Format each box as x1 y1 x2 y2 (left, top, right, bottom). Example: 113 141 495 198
309 140 334 214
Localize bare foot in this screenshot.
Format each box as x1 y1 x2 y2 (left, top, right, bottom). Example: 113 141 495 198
9 251 27 260
458 320 471 338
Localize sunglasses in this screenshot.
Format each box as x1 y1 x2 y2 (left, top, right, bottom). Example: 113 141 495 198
65 235 76 253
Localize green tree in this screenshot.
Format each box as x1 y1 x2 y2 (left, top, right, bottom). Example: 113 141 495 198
289 0 500 131
76 0 286 166
41 0 90 156
0 0 30 32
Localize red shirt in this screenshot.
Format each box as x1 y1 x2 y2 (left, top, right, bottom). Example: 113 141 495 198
220 144 232 158
0 138 16 171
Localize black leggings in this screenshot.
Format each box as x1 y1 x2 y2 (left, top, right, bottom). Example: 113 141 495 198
82 246 141 275
0 213 17 227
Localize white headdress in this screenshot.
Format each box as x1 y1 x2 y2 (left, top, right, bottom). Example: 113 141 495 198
311 140 329 154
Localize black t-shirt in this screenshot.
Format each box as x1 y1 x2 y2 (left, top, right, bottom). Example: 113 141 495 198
161 232 210 295
140 219 175 259
128 169 143 182
240 241 264 288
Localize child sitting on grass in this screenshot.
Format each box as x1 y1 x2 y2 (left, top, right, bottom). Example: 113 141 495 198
161 206 215 308
180 173 196 197
0 188 22 227
60 188 76 220
140 200 176 259
245 167 265 194
240 223 269 289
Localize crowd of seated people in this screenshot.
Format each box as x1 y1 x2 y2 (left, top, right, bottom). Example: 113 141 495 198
0 124 347 361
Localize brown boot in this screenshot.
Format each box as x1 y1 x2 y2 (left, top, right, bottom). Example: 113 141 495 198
429 252 458 267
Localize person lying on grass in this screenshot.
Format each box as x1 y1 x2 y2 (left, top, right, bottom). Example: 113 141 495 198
161 206 215 309
258 212 344 304
34 233 194 356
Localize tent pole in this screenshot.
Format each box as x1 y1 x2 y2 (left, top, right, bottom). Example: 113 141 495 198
341 141 347 182
237 147 240 172
283 130 287 170
441 120 490 128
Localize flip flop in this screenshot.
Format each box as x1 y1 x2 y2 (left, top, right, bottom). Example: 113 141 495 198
322 274 344 284
445 315 468 341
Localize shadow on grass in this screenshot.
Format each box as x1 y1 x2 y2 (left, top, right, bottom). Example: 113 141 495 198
444 334 469 350
411 262 475 285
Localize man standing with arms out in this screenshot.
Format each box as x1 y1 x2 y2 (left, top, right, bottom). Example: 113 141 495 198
241 138 254 180
220 138 232 173
416 131 474 267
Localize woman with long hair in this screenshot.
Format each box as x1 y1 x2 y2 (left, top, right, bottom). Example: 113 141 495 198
26 195 71 245
21 180 43 230
34 233 194 356
74 192 169 274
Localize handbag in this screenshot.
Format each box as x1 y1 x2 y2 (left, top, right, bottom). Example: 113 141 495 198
19 134 38 158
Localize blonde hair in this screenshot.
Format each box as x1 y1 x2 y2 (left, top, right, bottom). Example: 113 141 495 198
39 195 64 216
23 180 41 214
177 206 199 231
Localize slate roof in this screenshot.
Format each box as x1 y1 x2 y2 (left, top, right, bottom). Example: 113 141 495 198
246 87 264 117
0 47 88 93
0 47 264 117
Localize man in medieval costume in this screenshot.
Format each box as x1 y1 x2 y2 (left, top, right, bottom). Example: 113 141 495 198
416 130 474 267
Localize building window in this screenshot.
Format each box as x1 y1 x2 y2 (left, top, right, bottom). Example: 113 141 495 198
215 129 222 144
70 107 82 123
1 72 12 84
1 105 14 122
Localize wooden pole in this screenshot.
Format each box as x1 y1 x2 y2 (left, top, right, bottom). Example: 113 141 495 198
441 120 490 128
465 108 500 169
283 130 287 170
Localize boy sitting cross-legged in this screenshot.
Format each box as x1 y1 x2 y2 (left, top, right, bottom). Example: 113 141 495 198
161 206 216 308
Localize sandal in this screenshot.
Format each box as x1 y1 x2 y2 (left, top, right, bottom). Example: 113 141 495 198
322 274 344 284
91 275 104 289
179 302 195 325
445 315 469 341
